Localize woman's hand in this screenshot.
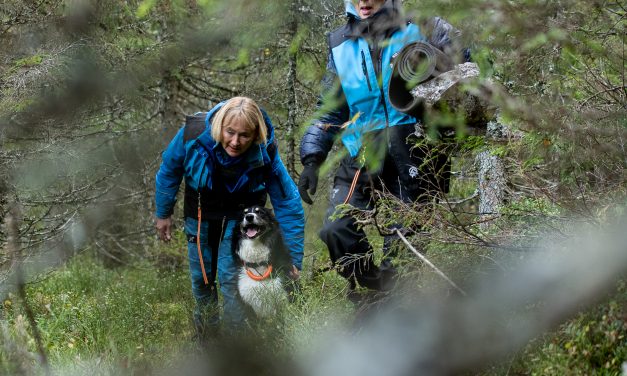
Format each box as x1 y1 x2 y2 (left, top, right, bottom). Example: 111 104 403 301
289 265 301 280
156 217 173 242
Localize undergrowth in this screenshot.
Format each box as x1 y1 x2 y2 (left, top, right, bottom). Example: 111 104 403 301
500 280 627 375
0 231 356 375
1 251 193 374
1 216 625 375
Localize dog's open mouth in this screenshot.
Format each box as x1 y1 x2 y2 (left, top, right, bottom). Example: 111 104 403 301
243 224 261 239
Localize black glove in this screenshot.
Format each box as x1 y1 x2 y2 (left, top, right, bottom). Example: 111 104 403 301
298 161 320 205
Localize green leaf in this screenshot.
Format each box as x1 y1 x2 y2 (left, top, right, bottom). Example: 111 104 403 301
522 33 548 51
14 54 46 67
236 48 250 67
136 0 157 19
289 27 309 56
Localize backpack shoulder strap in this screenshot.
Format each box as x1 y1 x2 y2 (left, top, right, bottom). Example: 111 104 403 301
183 112 209 142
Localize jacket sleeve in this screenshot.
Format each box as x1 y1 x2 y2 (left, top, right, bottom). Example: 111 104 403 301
424 16 471 62
266 152 305 269
300 52 349 164
155 127 186 219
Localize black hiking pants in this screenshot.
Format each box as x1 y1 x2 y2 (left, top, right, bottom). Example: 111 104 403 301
319 126 450 291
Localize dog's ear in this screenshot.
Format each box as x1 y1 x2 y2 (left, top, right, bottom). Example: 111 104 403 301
263 207 277 220
266 208 281 225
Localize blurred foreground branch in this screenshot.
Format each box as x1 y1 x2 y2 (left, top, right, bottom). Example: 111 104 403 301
308 217 627 376
154 215 627 376
5 208 50 375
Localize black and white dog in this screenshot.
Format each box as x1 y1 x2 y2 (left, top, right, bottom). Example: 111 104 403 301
231 206 293 317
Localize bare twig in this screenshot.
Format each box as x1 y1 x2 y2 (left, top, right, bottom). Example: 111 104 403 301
439 189 479 206
394 229 467 296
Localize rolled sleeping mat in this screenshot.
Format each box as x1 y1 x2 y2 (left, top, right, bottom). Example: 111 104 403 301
389 41 454 117
389 43 494 130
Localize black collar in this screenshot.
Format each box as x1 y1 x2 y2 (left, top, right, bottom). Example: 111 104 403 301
347 0 402 40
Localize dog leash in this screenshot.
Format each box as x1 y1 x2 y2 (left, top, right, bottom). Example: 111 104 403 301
196 194 209 285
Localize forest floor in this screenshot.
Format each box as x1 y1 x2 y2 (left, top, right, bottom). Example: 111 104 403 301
2 227 626 375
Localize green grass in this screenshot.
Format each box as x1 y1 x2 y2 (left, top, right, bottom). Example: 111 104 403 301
0 227 356 374
1 251 194 374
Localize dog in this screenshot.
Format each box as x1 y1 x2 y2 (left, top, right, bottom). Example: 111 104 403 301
231 206 293 317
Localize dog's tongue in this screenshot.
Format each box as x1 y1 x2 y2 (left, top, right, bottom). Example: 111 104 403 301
246 228 258 238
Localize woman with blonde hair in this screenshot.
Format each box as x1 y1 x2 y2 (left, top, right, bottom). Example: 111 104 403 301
155 97 304 335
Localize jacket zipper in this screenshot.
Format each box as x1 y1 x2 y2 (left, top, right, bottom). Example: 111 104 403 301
361 50 373 92
378 49 390 128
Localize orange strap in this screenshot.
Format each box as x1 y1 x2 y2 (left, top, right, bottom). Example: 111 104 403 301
343 168 362 205
197 206 209 285
245 264 273 281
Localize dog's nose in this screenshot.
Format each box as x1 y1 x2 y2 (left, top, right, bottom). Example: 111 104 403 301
245 214 254 222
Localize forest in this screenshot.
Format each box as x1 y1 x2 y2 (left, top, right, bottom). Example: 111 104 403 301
0 0 625 375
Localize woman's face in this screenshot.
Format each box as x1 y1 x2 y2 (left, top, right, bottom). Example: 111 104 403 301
221 116 256 157
357 0 385 19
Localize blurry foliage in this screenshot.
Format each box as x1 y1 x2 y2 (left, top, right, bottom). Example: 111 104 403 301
12 55 46 69
0 0 335 273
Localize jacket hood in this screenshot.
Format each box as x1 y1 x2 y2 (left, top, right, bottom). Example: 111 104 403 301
345 1 360 19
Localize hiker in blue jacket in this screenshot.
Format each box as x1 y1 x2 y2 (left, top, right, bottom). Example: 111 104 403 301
299 0 468 299
155 96 304 333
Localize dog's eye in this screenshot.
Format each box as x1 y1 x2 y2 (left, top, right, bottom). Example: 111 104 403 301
255 207 259 212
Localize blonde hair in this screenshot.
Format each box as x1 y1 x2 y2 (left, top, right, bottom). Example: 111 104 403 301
210 97 268 145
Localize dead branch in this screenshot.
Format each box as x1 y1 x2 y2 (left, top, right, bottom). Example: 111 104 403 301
394 229 467 296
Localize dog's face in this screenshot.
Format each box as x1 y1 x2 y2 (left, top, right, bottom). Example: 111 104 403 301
238 206 277 240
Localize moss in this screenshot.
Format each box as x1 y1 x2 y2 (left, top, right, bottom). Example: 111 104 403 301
14 54 46 68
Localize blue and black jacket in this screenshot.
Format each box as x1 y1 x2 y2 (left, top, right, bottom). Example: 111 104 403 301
300 0 466 165
155 101 305 269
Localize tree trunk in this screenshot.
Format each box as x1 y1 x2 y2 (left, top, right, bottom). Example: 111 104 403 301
476 119 509 229
159 71 181 143
284 2 298 177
